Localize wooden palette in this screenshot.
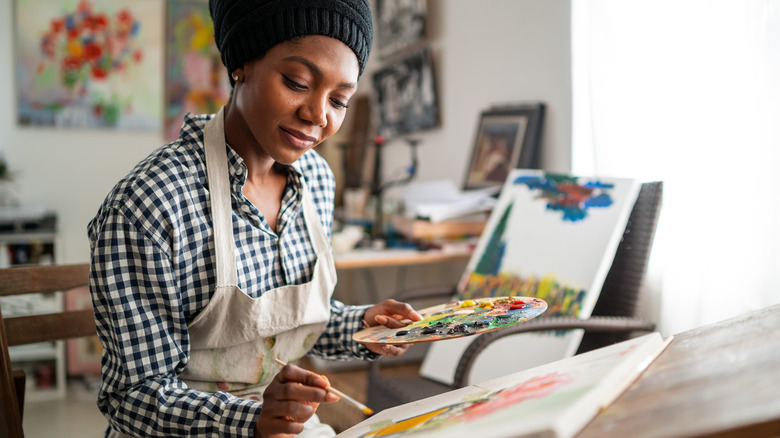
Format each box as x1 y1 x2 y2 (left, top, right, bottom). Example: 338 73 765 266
353 296 547 345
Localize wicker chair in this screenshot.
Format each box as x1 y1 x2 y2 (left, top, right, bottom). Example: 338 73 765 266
367 181 663 412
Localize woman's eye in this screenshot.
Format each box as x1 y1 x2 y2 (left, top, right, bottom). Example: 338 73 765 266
282 75 307 90
331 98 349 109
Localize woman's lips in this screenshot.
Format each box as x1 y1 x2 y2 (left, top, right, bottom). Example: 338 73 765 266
280 127 317 149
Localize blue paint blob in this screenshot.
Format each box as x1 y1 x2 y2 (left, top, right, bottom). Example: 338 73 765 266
514 173 616 222
583 181 615 189
584 193 613 208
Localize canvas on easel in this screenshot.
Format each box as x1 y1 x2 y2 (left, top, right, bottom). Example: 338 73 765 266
338 332 671 438
420 169 641 386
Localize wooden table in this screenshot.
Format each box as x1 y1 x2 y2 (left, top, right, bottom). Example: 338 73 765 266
578 303 780 438
332 248 472 304
333 248 472 270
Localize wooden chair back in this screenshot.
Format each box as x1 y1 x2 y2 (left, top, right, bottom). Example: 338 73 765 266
0 263 94 438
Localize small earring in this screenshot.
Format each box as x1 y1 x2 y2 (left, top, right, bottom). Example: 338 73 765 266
233 74 239 82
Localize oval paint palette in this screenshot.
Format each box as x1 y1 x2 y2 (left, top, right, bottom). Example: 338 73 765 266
353 296 547 345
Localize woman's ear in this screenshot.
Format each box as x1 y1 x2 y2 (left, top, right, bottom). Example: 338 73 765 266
231 68 244 83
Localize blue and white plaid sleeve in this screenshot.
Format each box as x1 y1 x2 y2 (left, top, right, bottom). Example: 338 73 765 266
89 206 261 437
309 300 381 361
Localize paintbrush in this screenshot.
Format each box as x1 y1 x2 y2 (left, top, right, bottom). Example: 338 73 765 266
273 358 374 415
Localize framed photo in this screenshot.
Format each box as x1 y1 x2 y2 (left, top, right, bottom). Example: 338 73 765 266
14 0 163 130
164 0 230 141
463 103 545 191
376 0 427 58
372 46 439 140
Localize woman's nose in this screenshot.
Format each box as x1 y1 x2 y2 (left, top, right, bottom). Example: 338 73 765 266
298 97 328 127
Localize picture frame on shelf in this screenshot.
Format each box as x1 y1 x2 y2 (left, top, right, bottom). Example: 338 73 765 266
372 46 439 140
463 103 545 191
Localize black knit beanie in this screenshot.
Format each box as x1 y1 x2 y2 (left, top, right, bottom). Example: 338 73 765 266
209 0 373 84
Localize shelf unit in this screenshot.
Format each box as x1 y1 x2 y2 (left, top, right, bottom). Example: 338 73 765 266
0 206 65 401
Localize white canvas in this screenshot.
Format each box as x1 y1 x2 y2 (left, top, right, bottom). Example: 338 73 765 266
421 169 641 385
338 333 671 438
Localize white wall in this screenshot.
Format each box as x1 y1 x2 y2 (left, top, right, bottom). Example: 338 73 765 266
0 0 571 264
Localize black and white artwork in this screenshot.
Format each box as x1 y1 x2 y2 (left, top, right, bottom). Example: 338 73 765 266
372 47 439 139
376 0 426 58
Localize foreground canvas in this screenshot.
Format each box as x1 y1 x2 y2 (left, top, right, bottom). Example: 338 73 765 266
339 333 670 438
421 169 641 385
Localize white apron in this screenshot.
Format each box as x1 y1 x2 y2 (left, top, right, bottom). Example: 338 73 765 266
109 109 337 437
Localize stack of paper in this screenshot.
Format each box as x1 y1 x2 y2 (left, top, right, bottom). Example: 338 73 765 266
400 180 498 223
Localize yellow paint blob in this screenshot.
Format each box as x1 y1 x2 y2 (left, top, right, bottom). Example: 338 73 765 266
458 300 477 308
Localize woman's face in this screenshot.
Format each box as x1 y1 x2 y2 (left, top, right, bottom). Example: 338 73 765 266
230 35 360 166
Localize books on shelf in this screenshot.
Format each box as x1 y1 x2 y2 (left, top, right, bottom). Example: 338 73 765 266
337 332 672 438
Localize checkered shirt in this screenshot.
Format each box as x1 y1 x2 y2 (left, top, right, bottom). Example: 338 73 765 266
88 113 376 437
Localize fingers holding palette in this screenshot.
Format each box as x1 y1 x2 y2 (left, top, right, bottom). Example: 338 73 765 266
353 296 547 345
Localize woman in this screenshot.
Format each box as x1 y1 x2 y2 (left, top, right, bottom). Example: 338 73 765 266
87 1 421 437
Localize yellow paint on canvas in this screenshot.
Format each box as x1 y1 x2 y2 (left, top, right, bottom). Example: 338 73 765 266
365 407 449 437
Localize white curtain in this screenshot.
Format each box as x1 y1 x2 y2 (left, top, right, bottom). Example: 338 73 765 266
571 0 780 335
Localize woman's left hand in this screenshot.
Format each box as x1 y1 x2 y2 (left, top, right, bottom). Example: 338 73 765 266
362 299 423 357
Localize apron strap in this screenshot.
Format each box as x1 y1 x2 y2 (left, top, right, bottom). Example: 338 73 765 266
299 180 331 258
204 108 238 287
204 107 333 288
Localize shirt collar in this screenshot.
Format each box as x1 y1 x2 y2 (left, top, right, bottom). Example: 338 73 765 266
184 112 307 203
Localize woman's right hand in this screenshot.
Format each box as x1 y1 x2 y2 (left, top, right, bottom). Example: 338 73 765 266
254 363 339 438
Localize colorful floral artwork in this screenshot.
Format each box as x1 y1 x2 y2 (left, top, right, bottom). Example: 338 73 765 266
514 174 615 222
164 0 230 141
15 0 162 129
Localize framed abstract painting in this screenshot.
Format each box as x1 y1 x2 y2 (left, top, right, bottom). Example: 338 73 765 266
164 0 230 141
14 0 163 130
